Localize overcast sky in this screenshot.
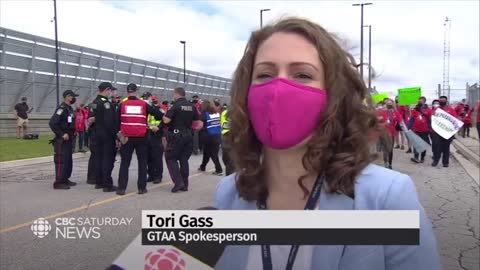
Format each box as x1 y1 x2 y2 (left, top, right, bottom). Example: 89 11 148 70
1 0 478 102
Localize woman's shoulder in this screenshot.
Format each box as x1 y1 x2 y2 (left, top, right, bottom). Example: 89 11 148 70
355 164 421 210
213 174 255 210
213 165 421 211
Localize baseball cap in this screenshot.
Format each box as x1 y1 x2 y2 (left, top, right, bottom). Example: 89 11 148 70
21 97 27 101
98 82 114 91
152 95 158 101
214 98 220 103
63 90 79 98
127 83 138 92
142 92 152 98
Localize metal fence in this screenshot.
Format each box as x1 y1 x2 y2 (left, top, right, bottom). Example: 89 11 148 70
0 27 232 114
466 83 479 108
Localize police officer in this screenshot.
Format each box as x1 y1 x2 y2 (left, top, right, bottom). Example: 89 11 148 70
49 90 78 190
147 95 164 184
116 83 164 195
163 87 203 193
88 82 118 192
220 106 235 176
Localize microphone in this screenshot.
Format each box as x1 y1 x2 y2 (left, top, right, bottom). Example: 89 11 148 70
106 207 226 270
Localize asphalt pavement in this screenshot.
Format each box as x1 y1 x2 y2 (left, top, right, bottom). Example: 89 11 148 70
0 147 478 270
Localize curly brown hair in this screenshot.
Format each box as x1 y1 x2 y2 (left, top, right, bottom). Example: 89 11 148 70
227 17 385 202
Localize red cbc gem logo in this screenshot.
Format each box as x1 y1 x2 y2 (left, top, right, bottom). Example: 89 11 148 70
145 248 187 270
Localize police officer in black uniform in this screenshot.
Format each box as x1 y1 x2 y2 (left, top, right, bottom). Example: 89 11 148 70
163 87 203 193
49 90 78 190
88 82 118 192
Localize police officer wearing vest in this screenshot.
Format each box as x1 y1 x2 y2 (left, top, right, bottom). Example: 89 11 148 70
116 83 165 195
220 106 235 176
88 82 118 192
49 90 78 189
163 87 203 193
147 95 164 184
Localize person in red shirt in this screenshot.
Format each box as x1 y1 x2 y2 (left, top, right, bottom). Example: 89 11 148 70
431 96 458 167
408 96 432 163
477 100 480 139
461 104 474 138
455 98 466 117
394 96 409 150
213 98 223 113
377 98 403 169
191 95 202 155
74 104 87 152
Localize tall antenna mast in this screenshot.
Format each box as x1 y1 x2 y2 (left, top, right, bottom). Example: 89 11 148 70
442 17 451 100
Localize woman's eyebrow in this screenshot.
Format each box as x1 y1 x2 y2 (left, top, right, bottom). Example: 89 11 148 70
254 61 319 72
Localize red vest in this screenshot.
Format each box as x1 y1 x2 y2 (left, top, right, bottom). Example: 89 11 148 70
120 99 147 137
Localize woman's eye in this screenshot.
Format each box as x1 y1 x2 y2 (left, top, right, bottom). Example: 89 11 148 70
256 73 272 79
295 73 312 79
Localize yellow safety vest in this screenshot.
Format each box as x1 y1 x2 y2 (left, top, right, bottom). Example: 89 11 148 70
148 114 161 130
221 109 230 135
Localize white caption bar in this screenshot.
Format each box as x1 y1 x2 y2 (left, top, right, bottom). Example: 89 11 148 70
141 210 419 229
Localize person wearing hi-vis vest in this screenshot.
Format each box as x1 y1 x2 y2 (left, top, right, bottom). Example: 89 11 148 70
198 100 223 175
221 106 235 176
146 95 164 184
116 83 165 196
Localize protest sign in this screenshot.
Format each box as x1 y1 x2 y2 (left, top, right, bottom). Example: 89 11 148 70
372 93 389 104
398 87 421 106
431 108 464 139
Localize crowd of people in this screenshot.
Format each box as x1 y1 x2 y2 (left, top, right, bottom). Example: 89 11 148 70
375 95 480 169
48 82 234 195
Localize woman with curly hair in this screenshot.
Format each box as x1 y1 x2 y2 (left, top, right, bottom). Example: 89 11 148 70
213 17 440 270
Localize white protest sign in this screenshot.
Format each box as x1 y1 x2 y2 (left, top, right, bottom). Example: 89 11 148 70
431 108 464 139
109 234 213 270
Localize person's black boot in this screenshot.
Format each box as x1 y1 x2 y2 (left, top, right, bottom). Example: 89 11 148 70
54 183 70 190
103 186 117 192
66 180 77 186
171 184 185 193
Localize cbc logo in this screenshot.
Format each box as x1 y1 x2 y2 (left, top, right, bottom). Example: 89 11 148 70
30 218 52 238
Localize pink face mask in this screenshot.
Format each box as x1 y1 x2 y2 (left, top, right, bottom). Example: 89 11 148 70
247 78 328 149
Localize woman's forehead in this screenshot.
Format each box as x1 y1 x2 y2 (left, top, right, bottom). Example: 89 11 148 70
255 32 320 67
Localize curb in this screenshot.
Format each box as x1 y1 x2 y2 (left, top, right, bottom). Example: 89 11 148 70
451 144 480 186
0 152 90 170
452 139 480 166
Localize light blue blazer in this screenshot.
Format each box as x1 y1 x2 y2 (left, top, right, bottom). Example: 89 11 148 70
213 164 441 270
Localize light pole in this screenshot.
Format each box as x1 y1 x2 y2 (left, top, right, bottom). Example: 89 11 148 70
260 9 270 28
53 0 60 105
180 40 186 83
364 25 372 91
352 3 372 83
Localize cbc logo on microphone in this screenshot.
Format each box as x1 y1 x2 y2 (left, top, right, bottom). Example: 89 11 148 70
30 218 52 238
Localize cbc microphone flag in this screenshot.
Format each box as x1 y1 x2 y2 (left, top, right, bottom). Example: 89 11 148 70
108 234 213 270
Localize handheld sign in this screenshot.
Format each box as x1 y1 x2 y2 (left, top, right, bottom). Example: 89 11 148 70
398 87 421 106
399 122 430 153
371 93 389 104
431 108 464 139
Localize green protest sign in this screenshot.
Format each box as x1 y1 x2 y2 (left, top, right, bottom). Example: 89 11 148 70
398 87 421 106
371 93 389 104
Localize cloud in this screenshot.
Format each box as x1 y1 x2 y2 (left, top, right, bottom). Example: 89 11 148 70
0 0 478 102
